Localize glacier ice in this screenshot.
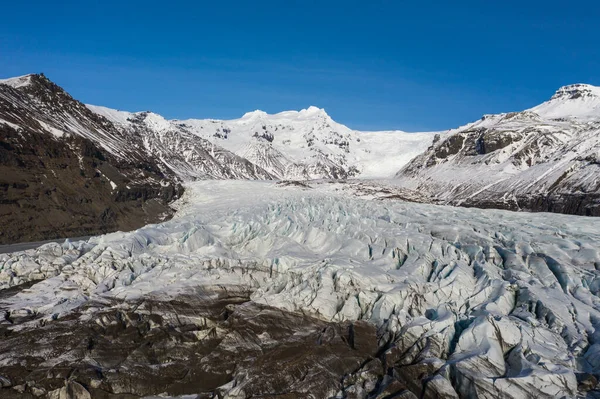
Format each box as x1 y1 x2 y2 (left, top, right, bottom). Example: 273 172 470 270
1 180 599 397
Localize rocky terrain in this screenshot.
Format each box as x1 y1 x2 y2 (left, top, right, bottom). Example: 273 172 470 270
395 84 600 216
0 284 388 399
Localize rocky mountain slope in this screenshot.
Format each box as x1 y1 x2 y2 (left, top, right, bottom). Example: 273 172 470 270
0 74 182 244
395 84 600 216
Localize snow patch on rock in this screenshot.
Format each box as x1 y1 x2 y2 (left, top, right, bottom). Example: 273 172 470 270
0 74 33 89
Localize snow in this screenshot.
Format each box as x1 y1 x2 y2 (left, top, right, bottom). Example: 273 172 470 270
395 84 600 209
355 130 437 178
37 120 65 138
85 102 437 180
241 110 268 119
106 105 438 180
0 118 22 131
0 74 33 89
86 104 134 125
529 83 600 121
241 106 326 121
1 180 598 396
96 169 117 191
143 112 174 132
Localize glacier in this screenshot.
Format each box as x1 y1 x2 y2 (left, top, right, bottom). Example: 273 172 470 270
1 180 599 398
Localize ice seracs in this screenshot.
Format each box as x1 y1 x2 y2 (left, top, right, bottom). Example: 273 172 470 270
2 72 600 396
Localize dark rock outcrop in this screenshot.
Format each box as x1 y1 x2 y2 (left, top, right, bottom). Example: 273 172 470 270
0 123 182 244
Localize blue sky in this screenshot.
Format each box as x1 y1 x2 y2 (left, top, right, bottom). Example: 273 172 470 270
1 0 599 131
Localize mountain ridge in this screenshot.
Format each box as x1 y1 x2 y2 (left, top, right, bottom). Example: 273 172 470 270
84 89 437 180
395 82 600 216
0 73 440 184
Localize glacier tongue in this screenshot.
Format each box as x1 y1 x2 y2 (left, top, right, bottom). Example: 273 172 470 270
2 180 600 397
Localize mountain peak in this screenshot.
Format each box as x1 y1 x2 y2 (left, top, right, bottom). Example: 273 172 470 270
299 105 327 116
241 110 268 119
0 73 69 99
240 106 329 121
528 83 600 120
550 83 600 101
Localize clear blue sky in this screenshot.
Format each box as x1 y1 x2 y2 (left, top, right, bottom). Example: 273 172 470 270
1 0 599 131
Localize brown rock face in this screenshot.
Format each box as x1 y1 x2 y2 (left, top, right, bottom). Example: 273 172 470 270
0 123 182 244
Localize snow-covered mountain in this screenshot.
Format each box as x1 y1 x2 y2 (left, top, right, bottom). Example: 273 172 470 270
395 83 600 216
87 104 436 180
3 72 600 224
0 74 436 182
0 74 274 181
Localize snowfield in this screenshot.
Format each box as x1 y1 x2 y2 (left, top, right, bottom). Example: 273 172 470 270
2 180 600 397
